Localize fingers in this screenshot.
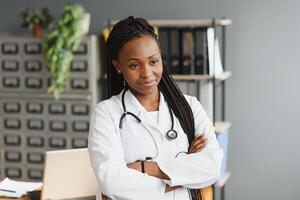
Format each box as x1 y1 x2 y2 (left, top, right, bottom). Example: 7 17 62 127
195 136 207 148
189 133 208 154
192 134 206 146
194 139 208 152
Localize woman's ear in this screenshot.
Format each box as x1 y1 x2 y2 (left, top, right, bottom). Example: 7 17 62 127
112 60 121 74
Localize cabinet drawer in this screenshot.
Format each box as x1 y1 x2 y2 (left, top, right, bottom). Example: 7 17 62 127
1 43 18 54
4 102 21 113
27 136 44 147
4 135 21 146
5 167 22 178
2 60 19 71
4 118 21 129
5 150 22 162
24 43 42 54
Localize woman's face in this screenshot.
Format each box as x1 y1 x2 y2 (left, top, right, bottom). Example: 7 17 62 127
112 35 163 97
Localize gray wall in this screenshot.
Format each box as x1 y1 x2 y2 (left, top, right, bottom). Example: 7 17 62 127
1 0 300 199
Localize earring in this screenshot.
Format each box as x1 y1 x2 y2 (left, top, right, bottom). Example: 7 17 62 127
117 70 121 74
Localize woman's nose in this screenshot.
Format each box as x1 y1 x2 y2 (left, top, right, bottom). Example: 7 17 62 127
140 65 152 78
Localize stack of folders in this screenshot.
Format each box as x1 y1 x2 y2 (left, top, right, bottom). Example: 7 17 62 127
158 27 223 76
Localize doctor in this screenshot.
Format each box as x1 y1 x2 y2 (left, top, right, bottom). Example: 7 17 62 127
88 16 223 200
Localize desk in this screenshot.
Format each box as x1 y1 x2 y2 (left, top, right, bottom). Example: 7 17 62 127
0 197 31 200
0 189 210 200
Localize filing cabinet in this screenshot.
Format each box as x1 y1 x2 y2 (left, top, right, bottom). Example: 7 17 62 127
0 34 100 181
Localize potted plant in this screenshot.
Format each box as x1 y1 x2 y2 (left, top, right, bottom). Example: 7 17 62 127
45 3 90 100
19 7 53 38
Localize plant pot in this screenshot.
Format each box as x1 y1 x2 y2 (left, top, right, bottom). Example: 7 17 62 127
32 25 44 38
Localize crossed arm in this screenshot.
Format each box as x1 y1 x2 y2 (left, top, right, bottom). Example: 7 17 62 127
127 133 208 192
101 134 207 199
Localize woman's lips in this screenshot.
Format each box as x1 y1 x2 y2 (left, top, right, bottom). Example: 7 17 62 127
140 80 156 87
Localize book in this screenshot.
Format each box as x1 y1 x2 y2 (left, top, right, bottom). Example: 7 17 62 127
169 28 181 74
207 27 223 76
158 28 170 72
214 38 224 76
181 29 194 74
194 28 208 74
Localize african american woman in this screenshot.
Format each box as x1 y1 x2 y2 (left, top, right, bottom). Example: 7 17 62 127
88 16 223 200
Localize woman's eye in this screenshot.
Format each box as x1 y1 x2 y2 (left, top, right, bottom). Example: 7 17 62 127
129 63 139 69
150 60 159 65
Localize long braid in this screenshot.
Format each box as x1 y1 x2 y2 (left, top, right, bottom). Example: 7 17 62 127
106 16 202 200
160 66 201 200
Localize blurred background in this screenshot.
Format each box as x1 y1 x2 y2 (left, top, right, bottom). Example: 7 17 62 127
0 0 299 200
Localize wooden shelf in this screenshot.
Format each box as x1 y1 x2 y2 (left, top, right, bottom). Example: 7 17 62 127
171 74 211 81
171 71 232 81
215 121 231 134
110 19 232 27
215 71 232 81
215 172 231 188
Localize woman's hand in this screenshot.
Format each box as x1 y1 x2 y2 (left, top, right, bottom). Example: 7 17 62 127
188 133 208 154
127 162 141 171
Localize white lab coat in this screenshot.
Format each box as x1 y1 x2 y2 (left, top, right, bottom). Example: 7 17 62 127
88 89 223 200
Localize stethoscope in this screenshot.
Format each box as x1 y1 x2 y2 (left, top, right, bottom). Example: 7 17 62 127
119 88 178 140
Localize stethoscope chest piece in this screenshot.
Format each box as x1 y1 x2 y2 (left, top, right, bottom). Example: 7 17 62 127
166 129 178 140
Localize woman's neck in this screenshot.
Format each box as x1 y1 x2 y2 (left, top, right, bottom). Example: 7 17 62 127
130 89 160 112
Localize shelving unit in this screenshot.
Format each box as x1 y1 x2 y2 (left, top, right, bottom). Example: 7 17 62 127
158 19 232 200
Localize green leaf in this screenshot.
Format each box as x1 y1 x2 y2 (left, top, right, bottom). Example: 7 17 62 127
44 3 89 100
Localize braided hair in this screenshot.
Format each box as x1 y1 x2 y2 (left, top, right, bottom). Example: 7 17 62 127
106 16 202 200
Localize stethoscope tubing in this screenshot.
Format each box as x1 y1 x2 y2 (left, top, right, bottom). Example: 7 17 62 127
118 88 178 159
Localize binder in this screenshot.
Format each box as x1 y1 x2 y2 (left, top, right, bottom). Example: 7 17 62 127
158 28 170 72
181 29 194 74
206 28 223 76
169 28 181 74
207 27 215 76
213 38 224 76
193 28 208 74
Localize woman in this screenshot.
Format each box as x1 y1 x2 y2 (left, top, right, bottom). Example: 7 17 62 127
88 16 223 200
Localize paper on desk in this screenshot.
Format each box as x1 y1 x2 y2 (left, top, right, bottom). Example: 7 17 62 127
0 177 42 198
